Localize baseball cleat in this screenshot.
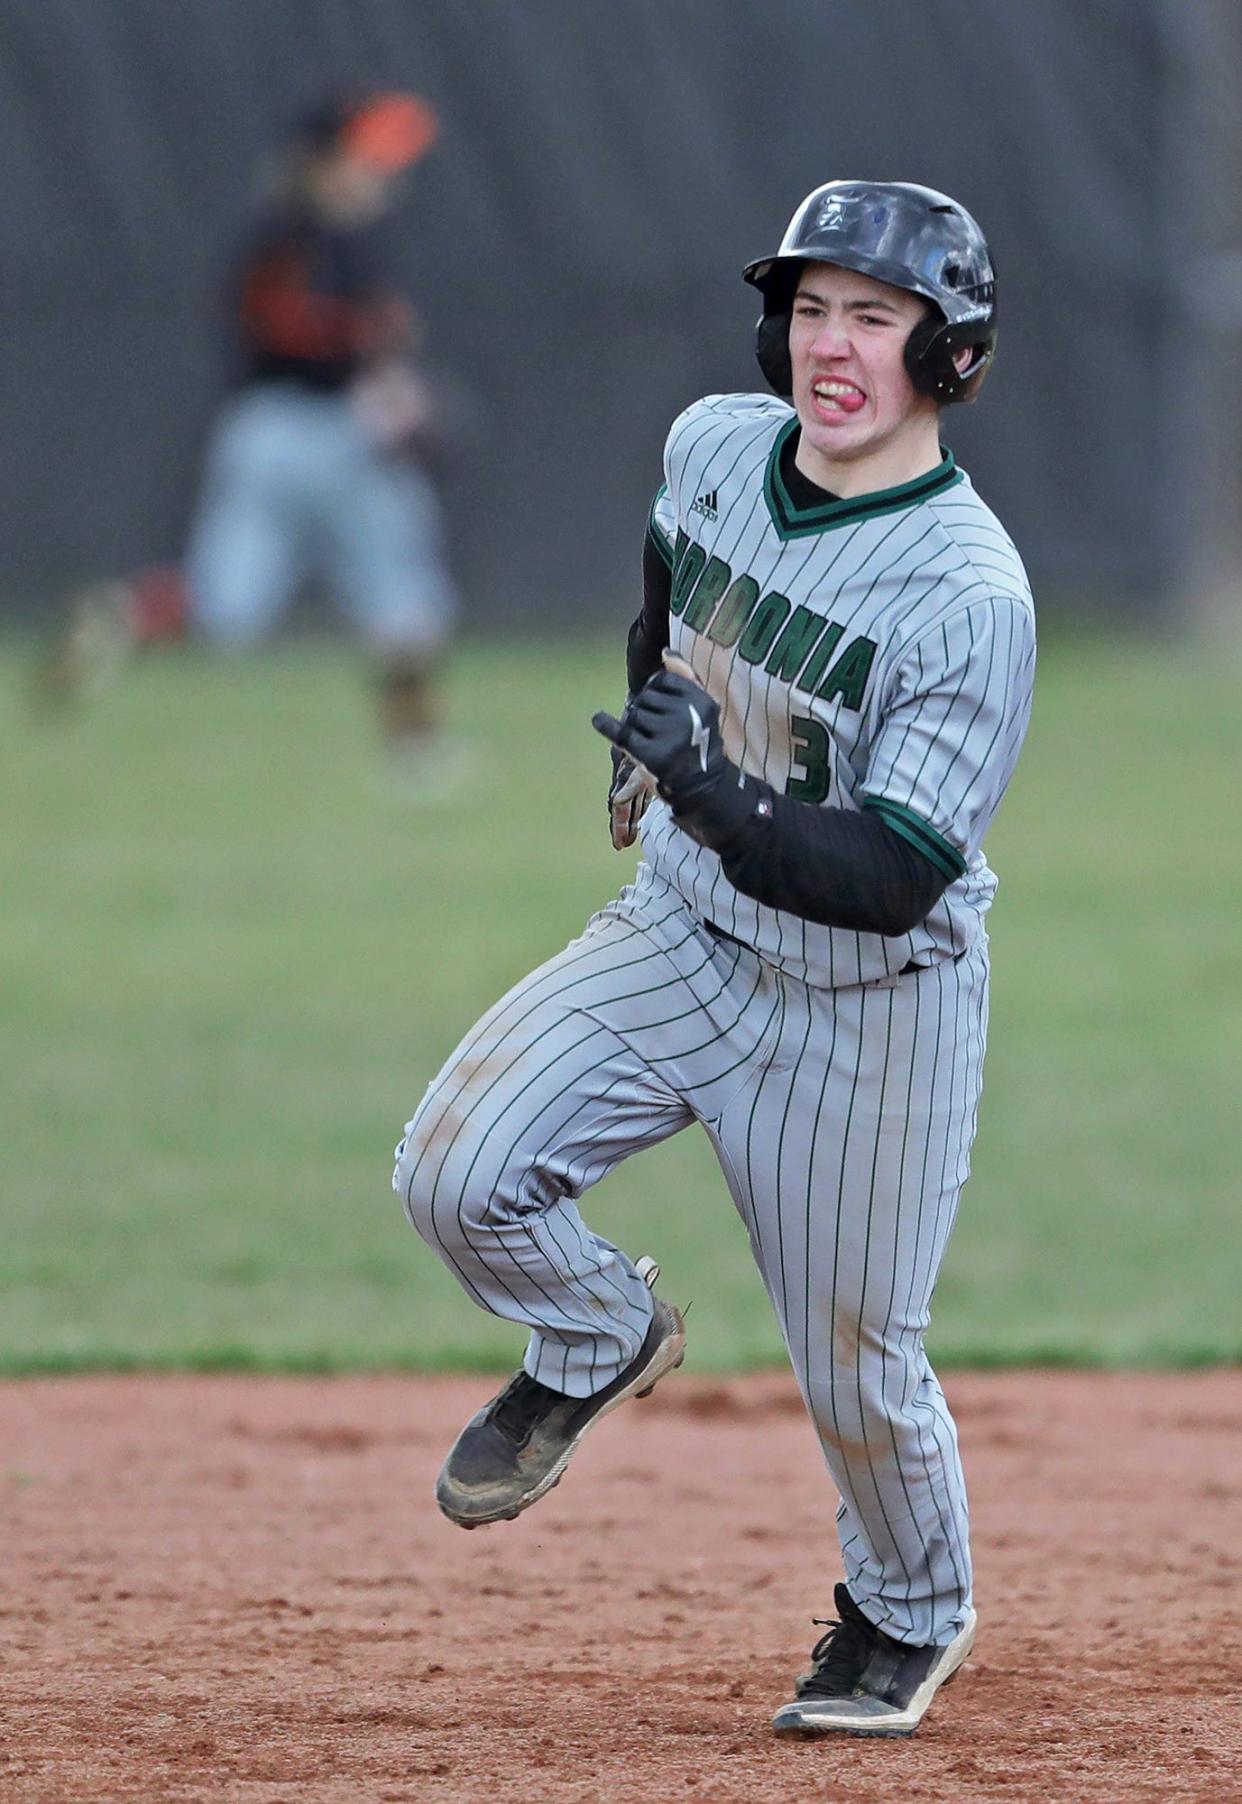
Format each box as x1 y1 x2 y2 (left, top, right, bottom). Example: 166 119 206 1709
436 1261 684 1530
771 1583 976 1739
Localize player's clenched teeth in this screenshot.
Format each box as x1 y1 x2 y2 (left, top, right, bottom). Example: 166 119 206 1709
812 379 866 415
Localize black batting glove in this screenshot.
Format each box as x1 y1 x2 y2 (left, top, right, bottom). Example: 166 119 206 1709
593 667 773 848
593 667 726 811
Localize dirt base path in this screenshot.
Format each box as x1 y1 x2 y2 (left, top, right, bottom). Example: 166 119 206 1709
2 1371 1240 1803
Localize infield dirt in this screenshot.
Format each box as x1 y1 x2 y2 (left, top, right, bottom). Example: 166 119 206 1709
3 1371 1239 1803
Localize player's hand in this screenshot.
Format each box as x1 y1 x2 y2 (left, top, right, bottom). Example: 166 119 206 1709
608 748 658 850
593 654 728 815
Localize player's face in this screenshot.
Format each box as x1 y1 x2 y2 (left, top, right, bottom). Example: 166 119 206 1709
788 265 935 479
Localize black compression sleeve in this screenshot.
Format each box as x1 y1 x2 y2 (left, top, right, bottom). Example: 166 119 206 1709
625 525 672 696
676 778 950 936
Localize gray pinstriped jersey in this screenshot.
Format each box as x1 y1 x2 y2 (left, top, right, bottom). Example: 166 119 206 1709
640 392 1036 989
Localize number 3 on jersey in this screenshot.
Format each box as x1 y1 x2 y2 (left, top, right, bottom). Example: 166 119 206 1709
787 715 831 803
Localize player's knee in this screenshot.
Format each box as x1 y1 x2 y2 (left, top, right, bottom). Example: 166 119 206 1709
393 1131 450 1245
393 1040 563 1248
393 1122 517 1250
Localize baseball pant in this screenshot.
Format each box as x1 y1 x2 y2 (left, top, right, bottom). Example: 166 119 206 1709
186 386 456 654
393 863 987 1647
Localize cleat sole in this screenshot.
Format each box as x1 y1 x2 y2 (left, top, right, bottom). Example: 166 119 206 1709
637 1347 685 1399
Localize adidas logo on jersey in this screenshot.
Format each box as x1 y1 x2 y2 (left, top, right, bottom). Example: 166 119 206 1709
690 489 719 521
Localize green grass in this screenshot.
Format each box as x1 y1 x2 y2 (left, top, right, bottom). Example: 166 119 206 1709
2 630 1239 1372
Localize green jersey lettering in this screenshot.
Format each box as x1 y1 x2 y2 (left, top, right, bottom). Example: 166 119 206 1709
669 540 706 616
794 622 844 693
737 592 792 665
682 555 732 632
817 635 878 710
765 607 830 682
707 575 761 647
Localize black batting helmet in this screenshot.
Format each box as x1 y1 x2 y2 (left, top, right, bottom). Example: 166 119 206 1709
742 180 997 404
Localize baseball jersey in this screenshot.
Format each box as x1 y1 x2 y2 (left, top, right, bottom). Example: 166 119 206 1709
639 392 1036 989
233 205 402 392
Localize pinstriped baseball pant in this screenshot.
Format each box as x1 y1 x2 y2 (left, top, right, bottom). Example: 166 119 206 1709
393 867 987 1647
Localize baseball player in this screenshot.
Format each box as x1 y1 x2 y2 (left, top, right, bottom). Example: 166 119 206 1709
186 90 457 756
394 180 1034 1739
38 91 459 767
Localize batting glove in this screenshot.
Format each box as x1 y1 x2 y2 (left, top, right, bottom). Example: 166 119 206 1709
594 666 733 810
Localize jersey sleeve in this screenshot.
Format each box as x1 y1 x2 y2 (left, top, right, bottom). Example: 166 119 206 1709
662 393 787 525
661 399 704 527
860 596 1036 879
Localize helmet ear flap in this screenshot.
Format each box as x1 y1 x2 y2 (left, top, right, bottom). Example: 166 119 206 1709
904 313 995 404
755 309 793 397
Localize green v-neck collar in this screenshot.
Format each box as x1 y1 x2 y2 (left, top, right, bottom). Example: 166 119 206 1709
763 418 961 541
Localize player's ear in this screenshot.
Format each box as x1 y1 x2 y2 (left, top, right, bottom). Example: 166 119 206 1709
952 346 973 375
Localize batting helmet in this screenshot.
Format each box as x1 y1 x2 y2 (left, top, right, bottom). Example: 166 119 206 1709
742 181 997 404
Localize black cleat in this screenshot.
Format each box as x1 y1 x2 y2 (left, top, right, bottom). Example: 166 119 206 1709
436 1264 685 1529
771 1583 976 1738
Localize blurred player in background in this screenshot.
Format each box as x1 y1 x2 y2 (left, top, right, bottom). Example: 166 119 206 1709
40 90 460 771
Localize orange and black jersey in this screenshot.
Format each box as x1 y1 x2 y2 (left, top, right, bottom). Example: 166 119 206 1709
232 206 408 391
